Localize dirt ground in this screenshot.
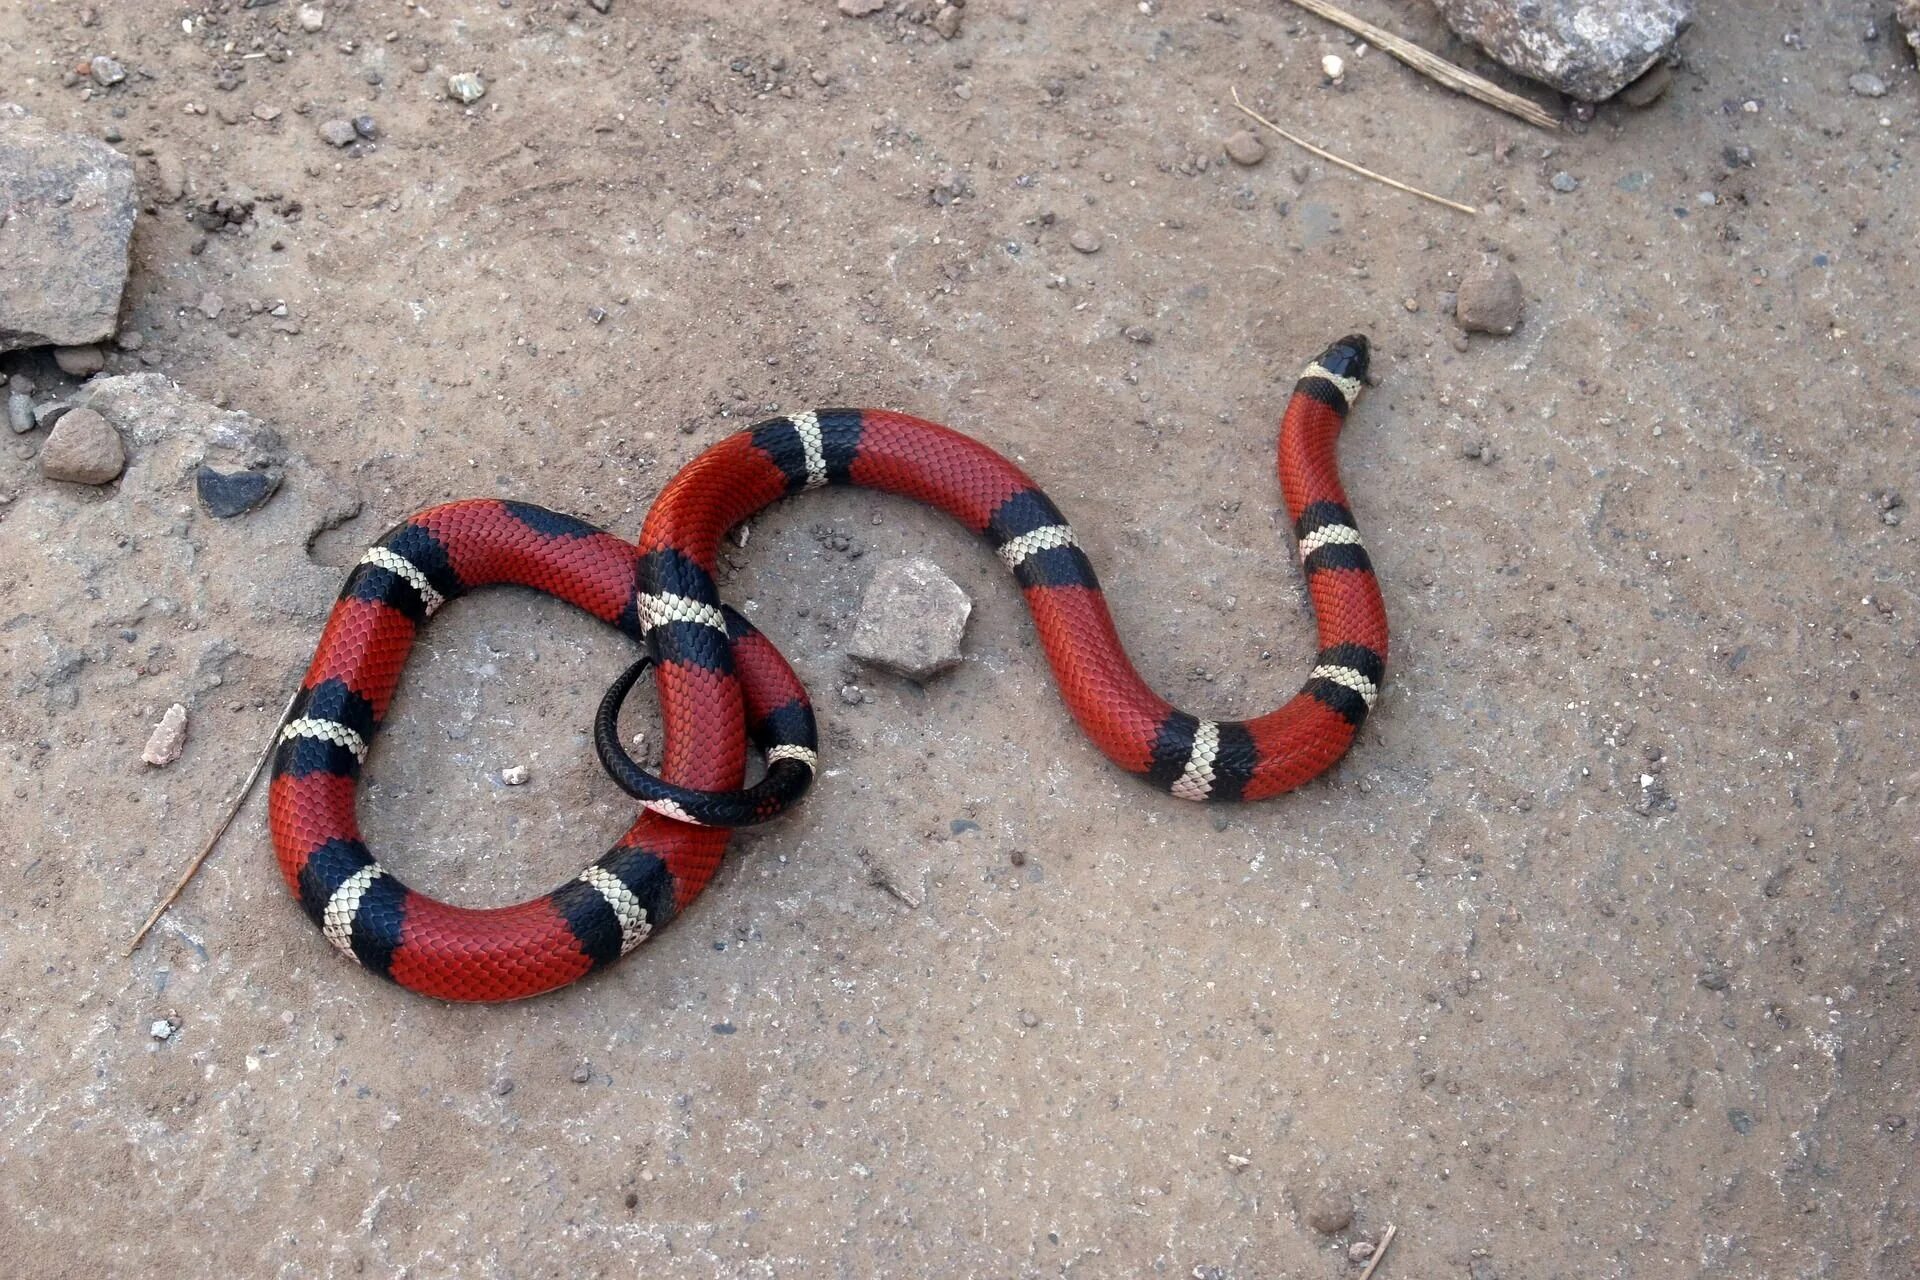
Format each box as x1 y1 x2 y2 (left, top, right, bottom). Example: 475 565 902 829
2 1 1916 1276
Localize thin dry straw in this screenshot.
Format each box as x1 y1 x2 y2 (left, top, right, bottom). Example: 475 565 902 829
1230 87 1478 215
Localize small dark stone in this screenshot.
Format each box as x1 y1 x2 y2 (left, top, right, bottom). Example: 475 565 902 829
195 464 283 517
1727 1107 1754 1134
352 115 379 139
712 1021 737 1035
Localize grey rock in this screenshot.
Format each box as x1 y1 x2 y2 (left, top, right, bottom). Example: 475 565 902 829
838 0 886 14
1550 170 1579 193
1429 0 1694 102
932 5 963 39
1069 228 1103 254
1848 73 1888 99
53 345 106 376
33 400 73 429
1455 258 1525 335
317 119 357 147
1901 1 1920 59
40 406 126 484
7 393 33 434
0 111 138 352
447 72 487 104
847 557 972 682
195 464 283 517
89 56 126 87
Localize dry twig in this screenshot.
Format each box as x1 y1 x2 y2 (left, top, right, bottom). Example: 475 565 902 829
1356 1222 1399 1280
1230 87 1476 215
124 690 297 956
1282 0 1560 131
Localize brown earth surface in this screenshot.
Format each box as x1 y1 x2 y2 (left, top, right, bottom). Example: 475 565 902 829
2 1 1916 1277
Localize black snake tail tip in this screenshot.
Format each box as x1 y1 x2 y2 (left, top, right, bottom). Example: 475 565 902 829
594 657 654 798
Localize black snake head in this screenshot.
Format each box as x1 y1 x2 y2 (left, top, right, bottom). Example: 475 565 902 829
1319 333 1371 385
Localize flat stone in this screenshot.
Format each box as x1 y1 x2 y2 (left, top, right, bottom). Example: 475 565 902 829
1429 0 1694 102
1848 73 1888 99
141 703 189 766
1069 228 1103 254
838 0 886 14
1455 258 1525 335
39 406 126 484
195 464 283 517
0 110 138 352
847 557 972 683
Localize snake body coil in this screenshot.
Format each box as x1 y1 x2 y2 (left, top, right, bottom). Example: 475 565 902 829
268 336 1388 1001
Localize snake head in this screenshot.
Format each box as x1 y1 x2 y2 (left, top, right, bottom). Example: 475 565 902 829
1317 334 1371 385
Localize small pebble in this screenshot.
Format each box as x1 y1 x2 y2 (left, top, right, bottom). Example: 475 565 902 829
1069 228 1102 254
297 4 326 32
142 703 190 767
502 764 530 786
932 4 963 38
1223 130 1266 166
1018 1009 1040 1028
1549 170 1579 193
90 55 126 87
570 1063 592 1083
1349 1242 1376 1264
1849 72 1888 98
353 115 379 140
1321 53 1345 80
150 1019 176 1041
447 72 488 104
318 119 357 147
838 0 886 14
7 394 33 434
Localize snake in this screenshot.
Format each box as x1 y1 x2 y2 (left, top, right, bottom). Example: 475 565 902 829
267 335 1388 1001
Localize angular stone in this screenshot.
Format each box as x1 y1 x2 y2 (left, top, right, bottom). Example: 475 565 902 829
1429 0 1694 102
195 464 283 517
1900 1 1920 59
0 108 138 352
1456 258 1525 335
40 406 126 484
141 703 189 766
847 557 972 683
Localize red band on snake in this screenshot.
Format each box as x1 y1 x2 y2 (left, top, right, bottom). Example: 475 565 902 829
268 335 1388 1001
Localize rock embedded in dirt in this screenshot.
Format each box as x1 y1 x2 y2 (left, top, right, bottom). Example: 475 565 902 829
317 119 357 147
1069 228 1103 254
1429 0 1694 102
141 703 189 766
1847 73 1888 99
53 344 106 376
195 464 283 518
1223 129 1266 166
0 111 138 353
1620 63 1673 107
838 0 886 14
39 406 126 484
1455 259 1525 335
848 557 972 683
1304 1186 1355 1234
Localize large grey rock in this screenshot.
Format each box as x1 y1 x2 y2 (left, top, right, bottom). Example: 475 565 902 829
847 557 972 683
1429 0 1694 102
0 106 137 351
